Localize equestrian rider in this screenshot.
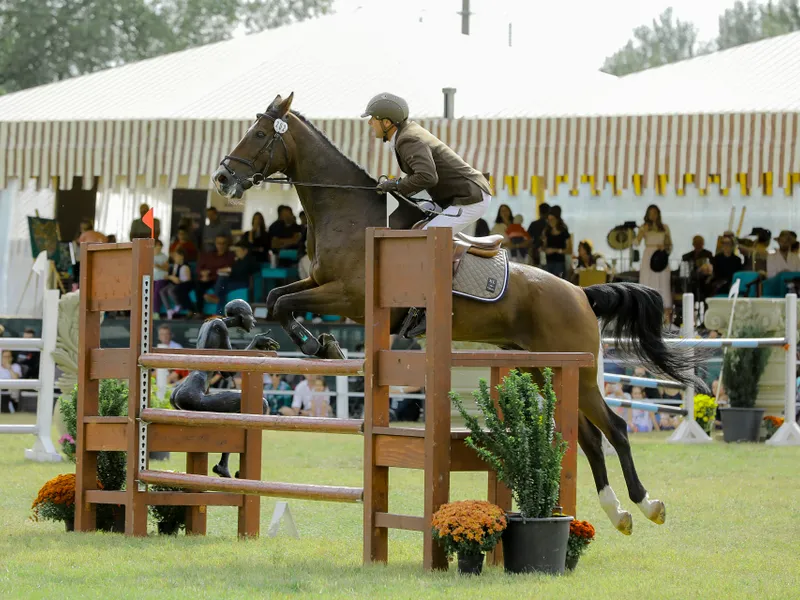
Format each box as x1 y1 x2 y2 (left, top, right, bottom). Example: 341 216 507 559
361 92 493 337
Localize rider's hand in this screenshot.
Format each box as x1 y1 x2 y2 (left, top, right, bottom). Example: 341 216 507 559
377 179 399 194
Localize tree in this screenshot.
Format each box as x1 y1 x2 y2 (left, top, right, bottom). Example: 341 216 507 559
0 0 332 94
716 1 764 50
601 8 706 76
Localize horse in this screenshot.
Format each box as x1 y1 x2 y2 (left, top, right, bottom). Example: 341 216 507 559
211 92 705 535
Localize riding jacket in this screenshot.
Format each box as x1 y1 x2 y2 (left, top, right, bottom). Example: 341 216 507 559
391 120 491 208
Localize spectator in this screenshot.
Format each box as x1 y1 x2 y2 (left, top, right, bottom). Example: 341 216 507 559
542 209 571 278
169 227 199 262
309 377 331 417
152 239 169 314
505 215 531 263
490 204 514 238
280 375 315 416
196 236 235 313
106 235 117 243
264 374 293 415
163 248 193 319
269 205 303 265
711 235 743 296
130 203 161 240
681 235 714 301
474 218 490 238
14 327 40 379
242 212 270 263
766 230 800 278
201 207 232 253
208 240 258 314
527 202 550 266
627 386 660 433
156 324 182 349
1 349 22 413
77 220 106 244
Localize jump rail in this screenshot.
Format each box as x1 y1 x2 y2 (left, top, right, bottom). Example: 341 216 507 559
604 397 688 416
75 231 593 572
603 373 686 390
0 289 61 462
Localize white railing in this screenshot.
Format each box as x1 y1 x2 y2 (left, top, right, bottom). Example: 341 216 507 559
0 289 62 461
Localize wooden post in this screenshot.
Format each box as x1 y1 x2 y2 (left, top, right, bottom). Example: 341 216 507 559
363 228 390 564
125 239 153 536
554 365 579 517
238 371 263 537
487 366 513 566
185 452 208 534
75 243 99 532
422 228 453 571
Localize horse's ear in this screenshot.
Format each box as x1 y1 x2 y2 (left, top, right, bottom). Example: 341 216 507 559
267 94 283 112
277 92 294 116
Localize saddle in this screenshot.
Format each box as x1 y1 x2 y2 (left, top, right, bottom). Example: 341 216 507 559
453 232 503 276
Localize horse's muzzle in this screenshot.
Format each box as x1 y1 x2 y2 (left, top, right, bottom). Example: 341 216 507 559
212 166 245 198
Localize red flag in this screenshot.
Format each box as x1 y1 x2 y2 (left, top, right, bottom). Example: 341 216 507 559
142 208 154 238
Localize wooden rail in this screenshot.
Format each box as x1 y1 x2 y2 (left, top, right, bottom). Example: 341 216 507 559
141 408 364 434
139 353 364 376
139 471 364 503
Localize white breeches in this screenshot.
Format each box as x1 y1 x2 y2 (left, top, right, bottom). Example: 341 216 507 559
421 191 492 234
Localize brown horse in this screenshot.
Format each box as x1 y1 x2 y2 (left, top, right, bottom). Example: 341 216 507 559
212 93 704 535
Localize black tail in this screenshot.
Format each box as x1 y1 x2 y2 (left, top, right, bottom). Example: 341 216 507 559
584 282 709 391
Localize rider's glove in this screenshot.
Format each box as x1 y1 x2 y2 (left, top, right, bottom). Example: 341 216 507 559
377 178 399 194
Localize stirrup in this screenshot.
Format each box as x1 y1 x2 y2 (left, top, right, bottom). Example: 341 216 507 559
398 307 427 339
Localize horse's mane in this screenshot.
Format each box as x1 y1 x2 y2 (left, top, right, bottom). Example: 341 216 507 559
290 110 378 186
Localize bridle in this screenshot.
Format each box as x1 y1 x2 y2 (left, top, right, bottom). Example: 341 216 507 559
216 112 462 218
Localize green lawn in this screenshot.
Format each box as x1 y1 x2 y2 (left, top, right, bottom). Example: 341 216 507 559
1 413 799 599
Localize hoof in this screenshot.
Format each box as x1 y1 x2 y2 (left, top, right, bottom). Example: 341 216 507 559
647 500 666 525
212 464 231 478
316 333 345 360
615 511 633 535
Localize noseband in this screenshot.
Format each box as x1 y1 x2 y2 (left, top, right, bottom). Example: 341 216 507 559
218 112 289 189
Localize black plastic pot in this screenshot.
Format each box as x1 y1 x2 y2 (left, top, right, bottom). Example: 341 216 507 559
149 451 170 461
720 407 765 442
457 551 484 575
565 553 579 571
502 514 573 575
65 516 75 532
157 520 183 535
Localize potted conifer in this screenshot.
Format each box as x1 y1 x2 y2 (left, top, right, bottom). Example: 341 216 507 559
718 322 770 442
451 368 572 574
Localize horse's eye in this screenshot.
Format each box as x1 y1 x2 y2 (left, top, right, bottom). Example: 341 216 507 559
255 130 266 139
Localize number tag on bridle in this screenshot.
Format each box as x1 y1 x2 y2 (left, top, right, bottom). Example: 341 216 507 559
274 118 288 134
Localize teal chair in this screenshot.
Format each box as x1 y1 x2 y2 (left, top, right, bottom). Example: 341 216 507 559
226 287 249 303
762 271 800 298
732 271 760 297
189 288 217 315
278 249 299 262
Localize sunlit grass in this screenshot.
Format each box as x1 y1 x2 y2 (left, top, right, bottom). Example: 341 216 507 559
1 414 798 599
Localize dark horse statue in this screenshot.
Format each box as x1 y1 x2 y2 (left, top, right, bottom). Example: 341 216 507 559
211 92 705 535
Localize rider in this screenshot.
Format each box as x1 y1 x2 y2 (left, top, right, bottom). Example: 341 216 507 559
361 92 493 337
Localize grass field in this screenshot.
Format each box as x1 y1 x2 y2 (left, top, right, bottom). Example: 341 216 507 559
1 413 799 599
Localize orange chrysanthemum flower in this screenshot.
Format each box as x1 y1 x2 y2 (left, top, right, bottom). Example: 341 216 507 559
431 500 508 556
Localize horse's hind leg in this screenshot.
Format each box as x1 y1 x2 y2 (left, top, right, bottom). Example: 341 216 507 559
579 413 633 535
581 382 666 528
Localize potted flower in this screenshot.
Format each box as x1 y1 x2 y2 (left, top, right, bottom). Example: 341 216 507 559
59 380 128 530
718 322 770 442
451 368 572 575
431 500 507 575
564 518 595 571
689 394 717 434
31 473 78 531
148 480 188 535
763 415 784 441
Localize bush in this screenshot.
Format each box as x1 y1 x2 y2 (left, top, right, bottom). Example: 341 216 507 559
723 322 771 408
451 368 567 519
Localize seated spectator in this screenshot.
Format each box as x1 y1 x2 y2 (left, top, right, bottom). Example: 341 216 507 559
631 366 661 400
169 227 199 262
279 375 317 416
264 374 292 415
242 211 270 263
77 220 106 244
201 207 232 253
153 239 169 314
627 386 660 432
106 234 117 243
130 203 161 240
308 377 331 417
682 235 714 301
710 235 743 296
766 230 800 278
163 248 193 319
197 236 235 313
269 205 303 266
14 328 40 379
208 240 258 314
156 324 182 349
1 349 22 413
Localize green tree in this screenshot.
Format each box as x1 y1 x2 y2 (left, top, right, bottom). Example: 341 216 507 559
716 1 764 50
601 8 706 76
0 0 332 94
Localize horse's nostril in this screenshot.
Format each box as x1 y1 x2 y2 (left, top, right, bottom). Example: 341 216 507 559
217 174 228 184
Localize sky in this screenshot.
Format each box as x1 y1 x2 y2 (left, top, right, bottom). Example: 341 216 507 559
333 0 740 71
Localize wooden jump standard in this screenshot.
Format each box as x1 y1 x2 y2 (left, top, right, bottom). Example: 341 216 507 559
75 228 593 571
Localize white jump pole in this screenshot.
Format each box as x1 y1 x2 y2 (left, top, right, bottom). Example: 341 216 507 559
766 293 800 445
336 348 350 419
25 289 62 462
668 293 712 443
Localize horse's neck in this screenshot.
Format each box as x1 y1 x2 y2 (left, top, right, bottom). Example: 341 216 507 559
286 115 385 232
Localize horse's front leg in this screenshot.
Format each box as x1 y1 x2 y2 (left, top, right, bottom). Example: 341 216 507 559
265 277 318 319
272 281 350 358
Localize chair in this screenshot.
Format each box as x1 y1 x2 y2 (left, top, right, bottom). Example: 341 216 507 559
226 287 249 303
762 271 800 298
577 269 608 287
278 249 299 262
732 271 760 298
